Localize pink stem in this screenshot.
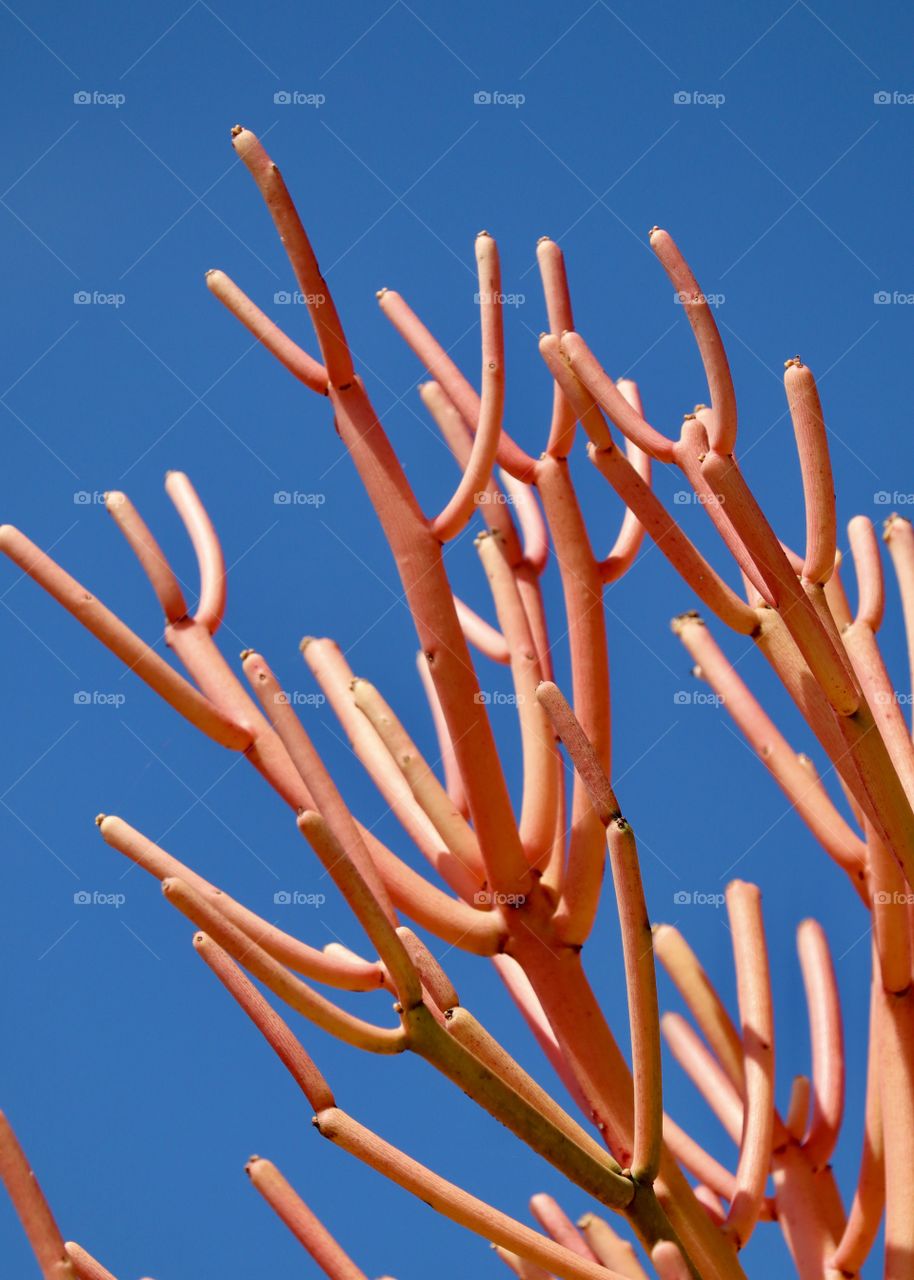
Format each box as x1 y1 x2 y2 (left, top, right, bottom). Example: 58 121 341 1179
97 813 383 990
104 491 187 621
313 1108 630 1280
661 1013 743 1144
536 237 577 458
648 228 736 455
194 932 336 1110
161 875 406 1054
416 649 466 813
796 919 844 1169
431 233 505 542
205 269 328 394
530 1194 599 1262
558 331 677 462
847 515 884 630
784 359 836 585
875 977 914 1279
396 926 458 1013
651 1240 692 1280
784 1076 811 1141
453 596 510 663
163 471 226 635
0 525 249 750
231 128 354 388
246 1157 370 1280
478 532 558 871
672 613 868 886
63 1245 116 1280
0 1111 75 1280
377 287 537 481
577 1214 650 1280
600 433 650 584
884 514 914 727
723 881 775 1250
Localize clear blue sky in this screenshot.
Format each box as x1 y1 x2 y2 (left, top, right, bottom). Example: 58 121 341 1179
1 2 911 1276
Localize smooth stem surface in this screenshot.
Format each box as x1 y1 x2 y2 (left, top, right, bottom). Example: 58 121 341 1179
0 1113 75 1280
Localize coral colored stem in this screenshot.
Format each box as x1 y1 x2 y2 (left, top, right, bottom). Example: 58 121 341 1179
431 233 505 541
63 1244 116 1280
313 1108 630 1280
530 1193 599 1261
875 980 914 1280
847 516 884 630
104 491 187 621
0 525 249 751
164 471 226 635
194 933 336 1111
578 1214 650 1280
724 882 775 1250
784 359 836 585
648 228 736 455
97 814 382 990
161 876 406 1054
884 514 914 727
536 237 577 458
0 1112 75 1280
206 269 328 394
453 596 511 662
796 920 844 1170
246 1158 369 1280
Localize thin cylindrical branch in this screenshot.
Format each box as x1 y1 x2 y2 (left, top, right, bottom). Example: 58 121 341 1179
350 676 487 887
205 269 328 393
105 491 187 621
784 359 836 585
649 228 736 456
784 1076 811 1142
577 1214 650 1280
193 932 336 1111
161 876 406 1054
600 428 650 584
242 650 397 920
884 514 914 725
0 525 249 751
246 1157 370 1280
494 1248 553 1280
530 1194 599 1261
378 287 537 481
848 515 884 630
454 596 511 663
700 453 859 714
661 1014 743 1145
652 925 744 1092
558 331 677 462
661 1116 742 1212
875 979 914 1279
796 920 844 1169
0 1112 75 1280
313 1108 630 1280
842 620 914 815
297 809 424 1010
231 127 355 388
396 927 458 1012
478 531 558 870
63 1244 116 1280
164 471 226 635
97 814 383 991
830 972 884 1275
651 1240 692 1280
431 233 505 541
416 649 467 814
536 682 662 1182
672 613 867 882
444 1007 614 1171
536 237 577 458
724 881 775 1249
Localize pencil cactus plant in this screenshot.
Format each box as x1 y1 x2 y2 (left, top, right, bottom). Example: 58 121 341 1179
2 125 912 1280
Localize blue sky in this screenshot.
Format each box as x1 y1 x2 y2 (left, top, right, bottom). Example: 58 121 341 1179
1 2 911 1276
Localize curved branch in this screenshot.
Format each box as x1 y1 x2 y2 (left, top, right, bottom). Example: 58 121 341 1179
784 359 836 585
796 919 844 1170
164 471 226 635
848 515 884 631
536 237 577 458
104 491 187 621
431 233 505 542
